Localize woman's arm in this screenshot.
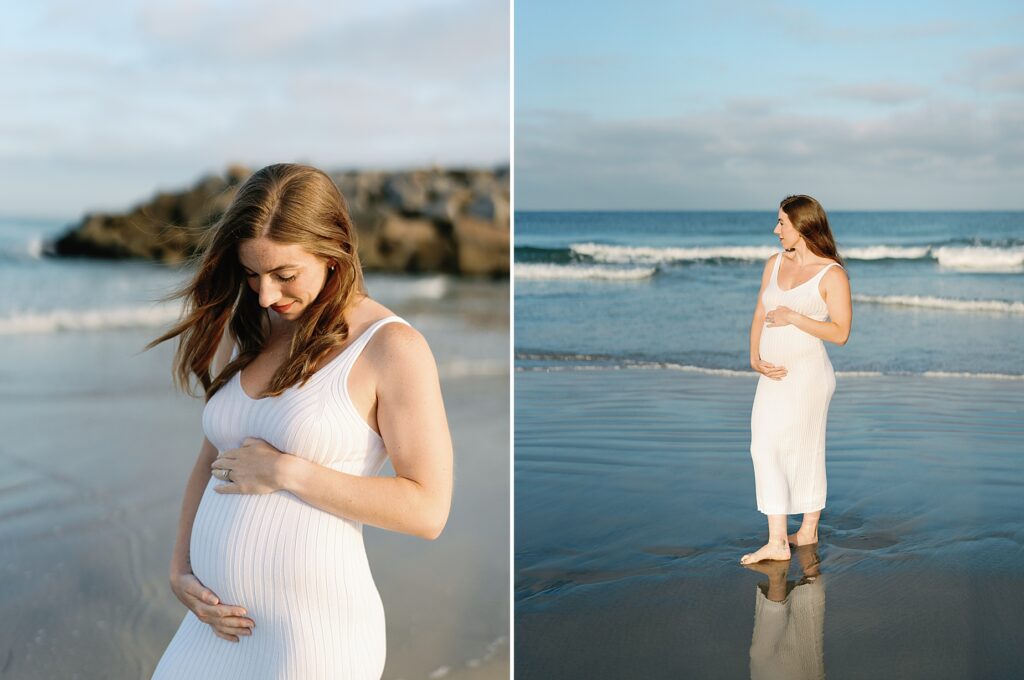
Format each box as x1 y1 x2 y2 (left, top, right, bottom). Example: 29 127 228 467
750 255 787 380
287 324 452 539
215 324 454 540
749 255 774 367
768 267 852 345
169 437 219 576
171 327 235 575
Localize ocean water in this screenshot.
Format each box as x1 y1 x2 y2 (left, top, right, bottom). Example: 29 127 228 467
0 216 506 372
515 211 1024 376
0 215 509 678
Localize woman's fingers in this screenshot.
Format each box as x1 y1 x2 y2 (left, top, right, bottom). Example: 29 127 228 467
212 629 240 643
219 615 256 629
174 572 255 639
180 576 218 605
213 623 254 638
757 361 787 378
197 602 249 621
758 362 787 380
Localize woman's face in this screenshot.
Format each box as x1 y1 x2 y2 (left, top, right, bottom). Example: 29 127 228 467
237 237 333 320
774 209 802 251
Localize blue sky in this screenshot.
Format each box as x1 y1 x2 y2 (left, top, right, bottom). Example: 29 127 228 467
516 0 1024 209
1 0 509 219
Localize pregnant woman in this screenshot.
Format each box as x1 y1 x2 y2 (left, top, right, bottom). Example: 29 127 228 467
147 163 453 678
742 194 852 566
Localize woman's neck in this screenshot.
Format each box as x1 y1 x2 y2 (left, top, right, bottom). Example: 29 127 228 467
787 240 820 266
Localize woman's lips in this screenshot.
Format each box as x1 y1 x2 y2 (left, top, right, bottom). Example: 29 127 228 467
271 301 294 312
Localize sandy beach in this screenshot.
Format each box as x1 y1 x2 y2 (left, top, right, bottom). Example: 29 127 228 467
0 278 508 680
515 367 1024 679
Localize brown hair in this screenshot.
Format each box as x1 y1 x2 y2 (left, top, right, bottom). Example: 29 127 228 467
146 163 365 400
780 194 845 267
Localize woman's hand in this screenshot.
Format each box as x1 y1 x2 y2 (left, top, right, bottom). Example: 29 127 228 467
212 437 290 495
752 359 788 381
169 570 254 642
765 306 796 327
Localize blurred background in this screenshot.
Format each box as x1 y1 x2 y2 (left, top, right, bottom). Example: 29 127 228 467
0 1 509 678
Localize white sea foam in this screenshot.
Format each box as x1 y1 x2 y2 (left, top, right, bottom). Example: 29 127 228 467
0 304 183 335
661 363 753 377
515 359 1024 381
843 245 931 260
567 242 1024 270
570 243 776 264
921 371 1024 380
25 236 44 259
515 263 657 281
465 635 508 669
0 235 46 261
853 294 1024 314
933 246 1024 271
409 275 449 299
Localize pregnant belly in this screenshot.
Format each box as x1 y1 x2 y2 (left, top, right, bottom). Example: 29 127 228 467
759 325 826 366
189 478 381 625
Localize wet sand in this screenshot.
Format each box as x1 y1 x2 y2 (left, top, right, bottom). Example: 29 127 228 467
0 293 508 679
515 368 1024 679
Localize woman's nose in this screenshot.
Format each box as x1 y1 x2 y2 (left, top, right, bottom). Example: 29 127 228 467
257 281 282 308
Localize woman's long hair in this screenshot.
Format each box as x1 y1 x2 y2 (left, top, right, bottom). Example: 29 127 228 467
146 163 365 401
780 194 845 268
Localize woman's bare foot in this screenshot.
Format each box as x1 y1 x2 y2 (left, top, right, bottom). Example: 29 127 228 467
739 541 791 565
742 557 790 579
787 529 818 546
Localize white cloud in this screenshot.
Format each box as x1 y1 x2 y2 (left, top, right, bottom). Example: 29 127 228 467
0 0 508 217
517 95 1024 210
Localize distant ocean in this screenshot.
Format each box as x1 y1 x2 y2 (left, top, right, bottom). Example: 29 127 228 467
0 215 506 374
515 210 1024 377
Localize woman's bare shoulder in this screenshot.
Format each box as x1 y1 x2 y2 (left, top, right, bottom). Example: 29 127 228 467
822 260 848 277
346 296 427 360
369 320 429 357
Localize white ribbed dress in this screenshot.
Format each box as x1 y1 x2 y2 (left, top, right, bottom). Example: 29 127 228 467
750 255 842 515
152 316 408 680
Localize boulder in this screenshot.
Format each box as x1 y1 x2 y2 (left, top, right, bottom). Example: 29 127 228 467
49 165 509 276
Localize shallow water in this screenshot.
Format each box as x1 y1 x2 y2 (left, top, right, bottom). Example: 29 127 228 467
515 368 1024 679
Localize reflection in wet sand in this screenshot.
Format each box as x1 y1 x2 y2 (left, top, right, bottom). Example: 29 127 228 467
747 545 825 680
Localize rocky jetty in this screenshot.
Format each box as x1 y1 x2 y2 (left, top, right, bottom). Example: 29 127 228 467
50 165 509 277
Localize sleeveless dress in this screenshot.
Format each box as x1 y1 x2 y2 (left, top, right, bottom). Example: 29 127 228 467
152 316 409 680
750 255 842 515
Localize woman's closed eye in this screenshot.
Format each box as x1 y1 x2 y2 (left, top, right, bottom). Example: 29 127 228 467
245 272 296 283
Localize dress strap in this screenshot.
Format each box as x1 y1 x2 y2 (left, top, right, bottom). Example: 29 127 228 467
813 262 842 281
341 316 410 368
770 251 783 285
